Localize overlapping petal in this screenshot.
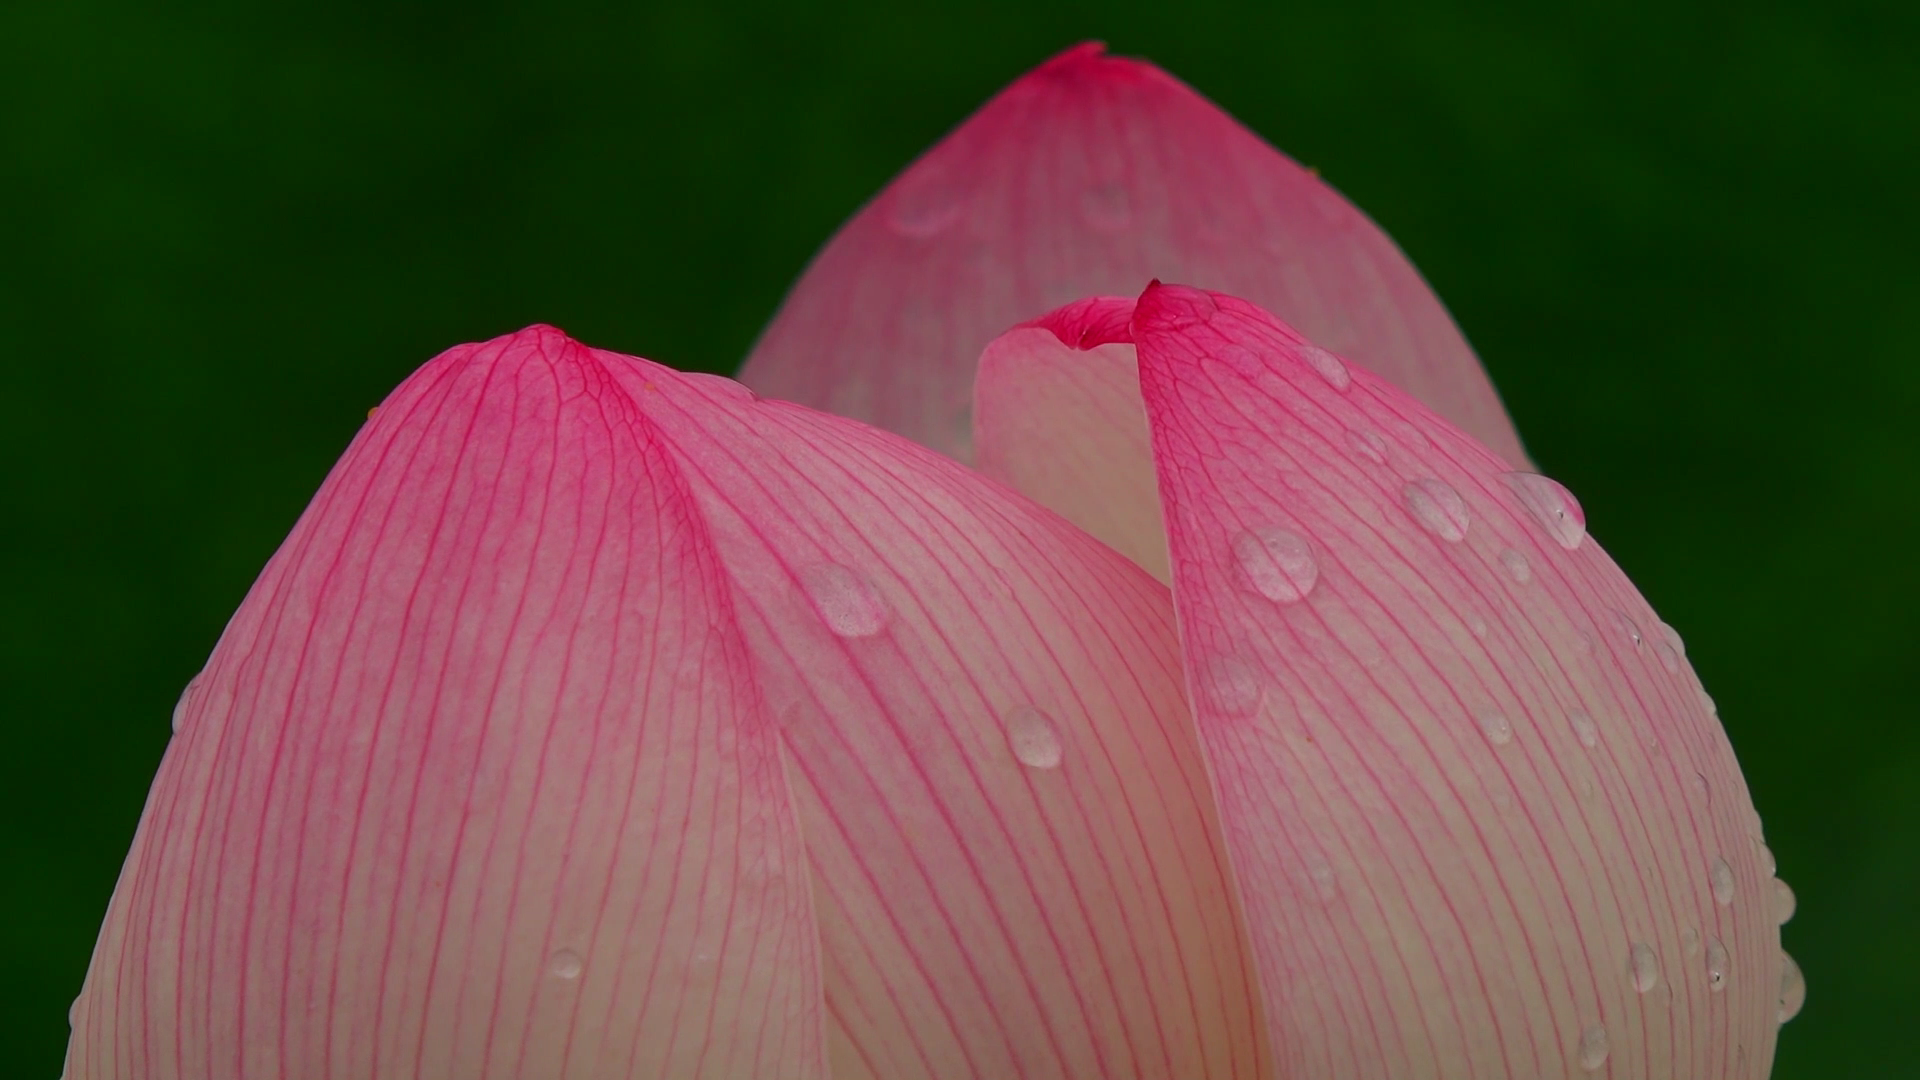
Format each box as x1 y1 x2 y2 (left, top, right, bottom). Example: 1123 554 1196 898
740 43 1528 467
988 283 1781 1079
71 327 1267 1079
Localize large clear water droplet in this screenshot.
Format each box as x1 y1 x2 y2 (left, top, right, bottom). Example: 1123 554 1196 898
1630 941 1661 993
1298 344 1351 390
1476 708 1514 745
1778 950 1807 1023
1772 877 1797 924
1501 472 1587 549
1499 547 1532 583
1345 428 1387 464
1231 526 1319 603
1569 710 1599 748
1576 1023 1609 1071
549 949 584 980
1404 478 1469 542
1080 183 1131 231
1705 936 1730 992
1005 706 1063 770
1710 856 1736 906
801 564 890 638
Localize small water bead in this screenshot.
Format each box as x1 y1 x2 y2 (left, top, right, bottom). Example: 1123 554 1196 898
1079 183 1132 231
1305 854 1339 903
1756 837 1777 876
1160 289 1219 328
1404 478 1469 542
801 564 890 638
887 170 965 237
1705 937 1730 991
1611 610 1644 649
1576 1024 1609 1071
1710 856 1736 906
1777 951 1807 1023
1203 656 1264 716
1476 709 1514 746
1772 877 1797 924
549 949 584 980
1344 428 1388 464
1699 688 1719 716
1298 344 1352 390
1630 941 1661 993
1231 526 1320 603
171 675 199 734
1466 613 1489 639
1005 706 1064 770
1498 547 1532 583
1501 472 1587 550
1689 772 1711 800
1569 710 1599 748
1654 642 1682 674
1681 926 1702 957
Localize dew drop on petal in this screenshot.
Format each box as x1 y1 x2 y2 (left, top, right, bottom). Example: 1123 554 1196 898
888 169 965 237
1231 526 1320 603
1404 478 1469 542
1161 289 1219 328
171 675 199 734
1576 1024 1609 1071
1466 613 1489 639
1476 709 1514 745
1305 854 1339 904
1655 641 1682 673
1612 609 1644 648
1005 706 1064 770
1079 182 1131 231
1756 837 1777 876
1773 877 1797 925
1569 710 1599 748
1681 926 1702 957
1299 344 1351 390
1689 772 1711 800
1202 655 1264 717
1345 427 1388 464
1706 937 1730 991
1502 471 1587 549
801 564 890 638
549 949 584 980
1499 547 1532 583
1630 941 1661 993
1710 856 1736 906
1778 950 1807 1023
1699 688 1719 716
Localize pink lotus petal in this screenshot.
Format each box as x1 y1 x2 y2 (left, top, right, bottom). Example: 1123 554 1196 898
974 297 1168 581
740 42 1528 467
1129 283 1777 1079
68 328 827 1079
624 359 1266 1080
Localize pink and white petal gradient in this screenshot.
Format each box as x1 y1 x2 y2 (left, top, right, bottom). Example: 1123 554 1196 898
69 328 825 1080
987 284 1781 1079
70 327 1266 1079
740 43 1529 468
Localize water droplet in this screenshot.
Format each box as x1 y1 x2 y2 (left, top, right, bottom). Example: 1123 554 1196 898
1756 839 1777 876
1569 710 1599 748
1501 472 1586 549
888 168 965 237
1698 688 1718 716
1161 290 1219 327
1689 772 1711 800
801 564 889 638
1466 613 1489 639
67 992 82 1026
1404 478 1469 542
1654 642 1682 673
171 675 199 734
1576 1024 1609 1071
1476 709 1514 745
1630 941 1661 993
1299 344 1351 390
1772 877 1797 924
1705 937 1730 991
1710 856 1736 906
550 949 584 980
1202 655 1263 717
1005 706 1063 770
1305 854 1339 903
1231 526 1319 603
1611 610 1644 648
1777 950 1806 1023
1681 926 1702 957
1080 183 1131 231
1344 427 1388 463
1498 548 1532 583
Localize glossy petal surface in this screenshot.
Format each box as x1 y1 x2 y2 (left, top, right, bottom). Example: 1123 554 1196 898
741 43 1527 466
627 360 1266 1080
69 328 825 1079
1116 284 1771 1078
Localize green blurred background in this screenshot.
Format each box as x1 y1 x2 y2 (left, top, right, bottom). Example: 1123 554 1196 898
3 1 1914 1076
